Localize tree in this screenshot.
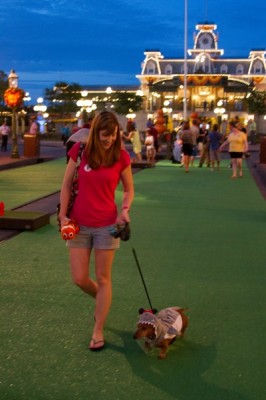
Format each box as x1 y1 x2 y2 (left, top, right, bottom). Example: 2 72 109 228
43 83 145 118
110 92 144 115
245 89 266 133
0 71 8 109
44 82 82 116
246 89 266 116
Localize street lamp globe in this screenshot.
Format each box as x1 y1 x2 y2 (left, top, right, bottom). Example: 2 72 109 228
8 70 18 89
81 90 88 97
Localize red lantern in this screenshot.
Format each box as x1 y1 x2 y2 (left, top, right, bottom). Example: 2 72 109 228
4 88 25 108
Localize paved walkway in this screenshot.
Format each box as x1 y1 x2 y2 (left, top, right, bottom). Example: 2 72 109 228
0 139 66 171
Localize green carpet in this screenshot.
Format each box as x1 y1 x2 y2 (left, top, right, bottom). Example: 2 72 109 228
1 159 266 399
0 158 66 209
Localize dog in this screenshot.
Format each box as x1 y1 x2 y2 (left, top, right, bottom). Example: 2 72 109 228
133 307 188 359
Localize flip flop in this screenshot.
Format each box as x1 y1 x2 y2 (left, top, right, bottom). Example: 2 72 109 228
89 338 105 351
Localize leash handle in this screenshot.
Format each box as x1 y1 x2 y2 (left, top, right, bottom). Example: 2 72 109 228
132 248 154 311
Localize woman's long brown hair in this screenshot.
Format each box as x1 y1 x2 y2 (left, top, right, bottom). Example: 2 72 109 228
84 111 122 169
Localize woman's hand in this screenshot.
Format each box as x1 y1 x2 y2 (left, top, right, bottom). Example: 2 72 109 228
116 209 130 225
60 215 71 227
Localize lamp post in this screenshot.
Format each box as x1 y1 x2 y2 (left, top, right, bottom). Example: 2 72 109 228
183 0 188 120
5 70 25 158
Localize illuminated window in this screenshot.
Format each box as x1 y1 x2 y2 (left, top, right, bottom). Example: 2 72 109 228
220 64 228 73
147 61 156 74
253 61 263 74
165 64 173 74
236 64 244 74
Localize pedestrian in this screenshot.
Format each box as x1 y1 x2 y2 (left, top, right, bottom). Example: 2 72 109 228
180 121 193 172
196 123 204 158
219 121 248 178
172 133 182 164
58 111 134 351
0 120 11 151
66 119 93 163
144 128 155 163
29 116 39 135
149 124 159 154
190 119 199 166
209 124 222 170
146 117 153 129
198 123 210 168
124 123 142 162
61 123 71 145
247 119 257 145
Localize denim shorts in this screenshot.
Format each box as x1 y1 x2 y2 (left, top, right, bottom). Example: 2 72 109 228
66 225 120 250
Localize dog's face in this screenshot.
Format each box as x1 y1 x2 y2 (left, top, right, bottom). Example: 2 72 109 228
133 323 156 340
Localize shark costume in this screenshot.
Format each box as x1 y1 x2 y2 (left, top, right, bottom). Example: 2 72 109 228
137 308 184 346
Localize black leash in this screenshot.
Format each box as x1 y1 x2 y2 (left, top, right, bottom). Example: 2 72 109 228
132 248 156 312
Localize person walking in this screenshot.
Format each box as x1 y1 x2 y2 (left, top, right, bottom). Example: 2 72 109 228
29 116 39 135
247 119 257 145
209 124 222 170
190 119 199 166
198 123 210 168
180 121 193 172
61 123 71 145
58 111 134 351
219 121 248 178
124 124 142 162
0 120 11 151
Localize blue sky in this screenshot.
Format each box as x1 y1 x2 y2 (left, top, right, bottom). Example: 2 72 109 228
0 0 265 103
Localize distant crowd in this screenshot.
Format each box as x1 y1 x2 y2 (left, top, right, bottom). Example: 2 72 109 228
0 112 256 180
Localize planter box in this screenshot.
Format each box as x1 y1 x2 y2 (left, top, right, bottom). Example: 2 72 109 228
0 211 50 231
131 160 155 168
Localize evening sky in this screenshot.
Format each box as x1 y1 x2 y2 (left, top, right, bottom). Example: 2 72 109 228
0 0 265 103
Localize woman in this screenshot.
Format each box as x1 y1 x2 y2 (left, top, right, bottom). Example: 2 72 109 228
124 124 142 162
180 121 193 172
59 111 134 351
209 124 222 170
219 121 248 178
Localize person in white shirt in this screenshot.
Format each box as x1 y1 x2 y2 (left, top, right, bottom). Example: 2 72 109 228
144 129 155 163
0 121 11 151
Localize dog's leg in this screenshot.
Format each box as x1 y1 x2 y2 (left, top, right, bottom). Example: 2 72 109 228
158 340 169 359
144 340 152 351
180 312 189 335
158 348 167 359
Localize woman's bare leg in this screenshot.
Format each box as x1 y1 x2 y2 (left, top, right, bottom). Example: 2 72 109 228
90 249 115 348
69 248 98 297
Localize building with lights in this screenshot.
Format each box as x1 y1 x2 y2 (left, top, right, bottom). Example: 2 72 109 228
136 22 266 123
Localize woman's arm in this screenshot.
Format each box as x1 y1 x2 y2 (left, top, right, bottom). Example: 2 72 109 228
59 158 76 224
219 139 229 151
117 165 134 224
244 136 248 153
124 131 133 141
